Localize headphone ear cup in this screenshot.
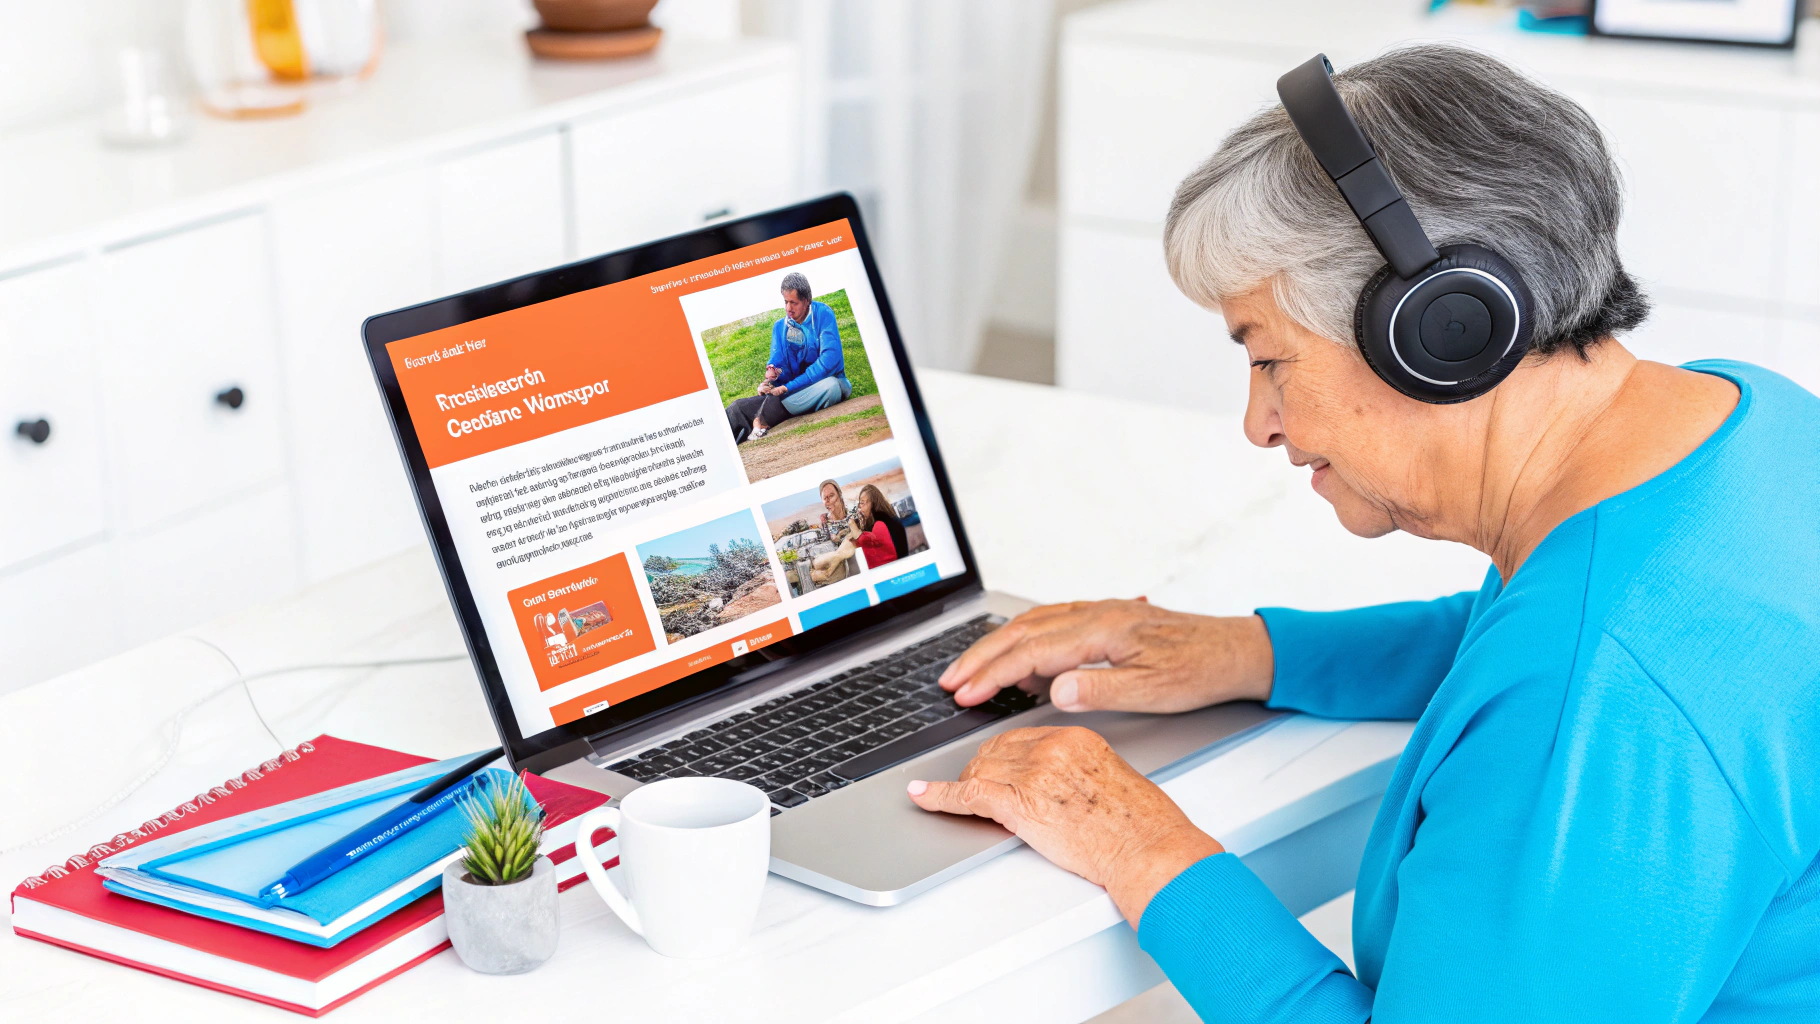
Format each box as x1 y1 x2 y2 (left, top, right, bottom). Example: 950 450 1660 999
1353 262 1403 398
1354 243 1534 405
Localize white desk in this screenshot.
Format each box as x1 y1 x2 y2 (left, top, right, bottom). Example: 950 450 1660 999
0 371 1488 1022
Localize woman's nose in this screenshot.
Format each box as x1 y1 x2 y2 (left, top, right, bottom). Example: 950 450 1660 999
1242 374 1285 449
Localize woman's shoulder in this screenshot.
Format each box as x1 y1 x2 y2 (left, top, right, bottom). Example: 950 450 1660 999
1578 362 1820 871
1589 361 1820 670
1443 566 1818 878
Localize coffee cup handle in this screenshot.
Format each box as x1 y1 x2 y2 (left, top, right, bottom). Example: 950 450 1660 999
572 807 642 937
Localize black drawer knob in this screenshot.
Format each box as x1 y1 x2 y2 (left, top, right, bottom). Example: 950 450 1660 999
15 418 50 444
215 386 245 410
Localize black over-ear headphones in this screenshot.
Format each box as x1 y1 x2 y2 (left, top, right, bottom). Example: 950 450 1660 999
1276 54 1533 404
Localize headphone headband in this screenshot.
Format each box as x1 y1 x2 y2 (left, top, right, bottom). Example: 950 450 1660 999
1277 54 1440 279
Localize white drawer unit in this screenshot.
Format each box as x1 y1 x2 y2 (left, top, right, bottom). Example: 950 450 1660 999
112 485 299 650
1599 92 1785 304
1624 304 1781 372
0 258 106 571
0 543 117 687
1057 1 1820 413
0 35 801 696
571 73 798 258
1784 112 1820 312
1776 319 1820 396
433 130 570 295
96 215 286 533
272 167 440 584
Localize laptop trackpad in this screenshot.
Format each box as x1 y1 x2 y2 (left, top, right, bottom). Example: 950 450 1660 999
767 701 1280 903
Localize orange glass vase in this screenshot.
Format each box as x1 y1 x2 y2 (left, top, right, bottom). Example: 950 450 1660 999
245 0 309 82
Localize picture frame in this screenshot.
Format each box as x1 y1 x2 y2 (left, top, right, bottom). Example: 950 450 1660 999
1588 0 1803 49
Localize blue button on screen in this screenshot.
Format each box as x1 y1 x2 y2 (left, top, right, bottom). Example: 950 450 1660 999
874 563 940 602
797 589 873 631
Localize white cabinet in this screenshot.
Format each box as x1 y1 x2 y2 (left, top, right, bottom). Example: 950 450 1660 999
1784 113 1820 312
1778 319 1820 396
0 543 117 687
96 215 285 532
272 167 438 583
1624 304 1780 370
1057 1 1820 413
0 37 803 696
434 130 570 294
113 486 298 649
571 73 798 257
1600 93 1784 303
0 259 105 571
1058 224 1248 414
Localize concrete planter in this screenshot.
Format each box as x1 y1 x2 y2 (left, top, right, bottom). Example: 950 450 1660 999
442 856 559 975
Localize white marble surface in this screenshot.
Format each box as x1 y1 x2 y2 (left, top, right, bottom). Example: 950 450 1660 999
0 370 1488 1022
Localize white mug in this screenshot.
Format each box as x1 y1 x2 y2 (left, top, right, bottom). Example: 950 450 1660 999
571 777 771 959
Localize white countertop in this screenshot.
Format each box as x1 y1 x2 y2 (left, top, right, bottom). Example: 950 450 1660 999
0 33 793 275
0 371 1489 1022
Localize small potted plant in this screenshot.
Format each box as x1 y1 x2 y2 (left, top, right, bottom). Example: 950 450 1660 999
442 773 558 974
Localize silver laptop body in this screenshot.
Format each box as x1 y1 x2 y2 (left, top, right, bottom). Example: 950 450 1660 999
542 590 1278 905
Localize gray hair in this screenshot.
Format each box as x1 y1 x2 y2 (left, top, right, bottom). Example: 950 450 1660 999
1164 44 1648 357
781 272 812 302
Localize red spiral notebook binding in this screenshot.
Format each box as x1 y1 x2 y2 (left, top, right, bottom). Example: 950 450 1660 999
10 735 613 1016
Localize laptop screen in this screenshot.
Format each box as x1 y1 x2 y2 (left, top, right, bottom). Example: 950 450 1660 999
373 210 970 749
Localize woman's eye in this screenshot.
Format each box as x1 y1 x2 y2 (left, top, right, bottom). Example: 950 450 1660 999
1250 359 1276 372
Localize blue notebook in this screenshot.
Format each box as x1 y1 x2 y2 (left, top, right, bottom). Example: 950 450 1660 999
95 759 503 947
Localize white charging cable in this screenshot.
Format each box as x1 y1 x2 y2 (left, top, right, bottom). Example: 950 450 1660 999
0 643 468 856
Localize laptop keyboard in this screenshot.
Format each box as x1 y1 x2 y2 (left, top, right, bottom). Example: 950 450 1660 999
601 615 1039 812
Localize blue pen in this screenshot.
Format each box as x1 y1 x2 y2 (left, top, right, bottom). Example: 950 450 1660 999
261 747 503 900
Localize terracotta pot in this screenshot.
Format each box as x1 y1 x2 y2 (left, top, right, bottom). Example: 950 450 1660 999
532 0 660 32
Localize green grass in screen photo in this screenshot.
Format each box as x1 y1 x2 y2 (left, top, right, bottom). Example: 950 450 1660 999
702 289 879 408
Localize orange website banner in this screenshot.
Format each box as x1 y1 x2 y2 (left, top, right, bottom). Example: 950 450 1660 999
387 221 856 469
507 553 656 691
550 617 795 726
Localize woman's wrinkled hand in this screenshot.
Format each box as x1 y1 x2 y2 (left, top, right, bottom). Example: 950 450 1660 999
939 600 1274 713
907 726 1223 925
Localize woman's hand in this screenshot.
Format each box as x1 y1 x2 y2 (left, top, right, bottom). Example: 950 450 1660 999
908 726 1223 925
940 600 1274 713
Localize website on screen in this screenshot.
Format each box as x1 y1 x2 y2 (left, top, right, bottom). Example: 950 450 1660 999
385 221 964 735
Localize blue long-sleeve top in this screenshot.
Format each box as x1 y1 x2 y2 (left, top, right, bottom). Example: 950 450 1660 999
1140 361 1820 1022
770 300 845 394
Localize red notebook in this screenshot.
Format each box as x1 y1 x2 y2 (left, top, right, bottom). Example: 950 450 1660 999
10 735 614 1016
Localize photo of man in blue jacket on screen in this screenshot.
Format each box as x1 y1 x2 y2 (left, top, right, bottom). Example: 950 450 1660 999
724 271 852 444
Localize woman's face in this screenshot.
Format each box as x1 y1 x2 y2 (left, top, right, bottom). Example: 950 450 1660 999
1223 285 1464 539
822 485 844 519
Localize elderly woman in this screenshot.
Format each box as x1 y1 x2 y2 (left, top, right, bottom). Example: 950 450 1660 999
912 45 1819 1022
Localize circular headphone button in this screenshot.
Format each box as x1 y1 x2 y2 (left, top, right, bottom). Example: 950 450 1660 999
1419 293 1493 362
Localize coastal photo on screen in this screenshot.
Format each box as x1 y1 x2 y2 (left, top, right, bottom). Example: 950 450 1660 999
763 457 927 597
637 510 783 643
704 271 892 484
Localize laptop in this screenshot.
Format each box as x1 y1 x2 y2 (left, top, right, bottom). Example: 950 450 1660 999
363 194 1278 904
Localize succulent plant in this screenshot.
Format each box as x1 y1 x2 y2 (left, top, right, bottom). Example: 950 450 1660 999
459 773 545 886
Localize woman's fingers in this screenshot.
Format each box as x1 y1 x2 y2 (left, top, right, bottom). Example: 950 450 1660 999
906 776 1022 829
1050 666 1153 711
944 606 1119 706
937 615 1029 689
